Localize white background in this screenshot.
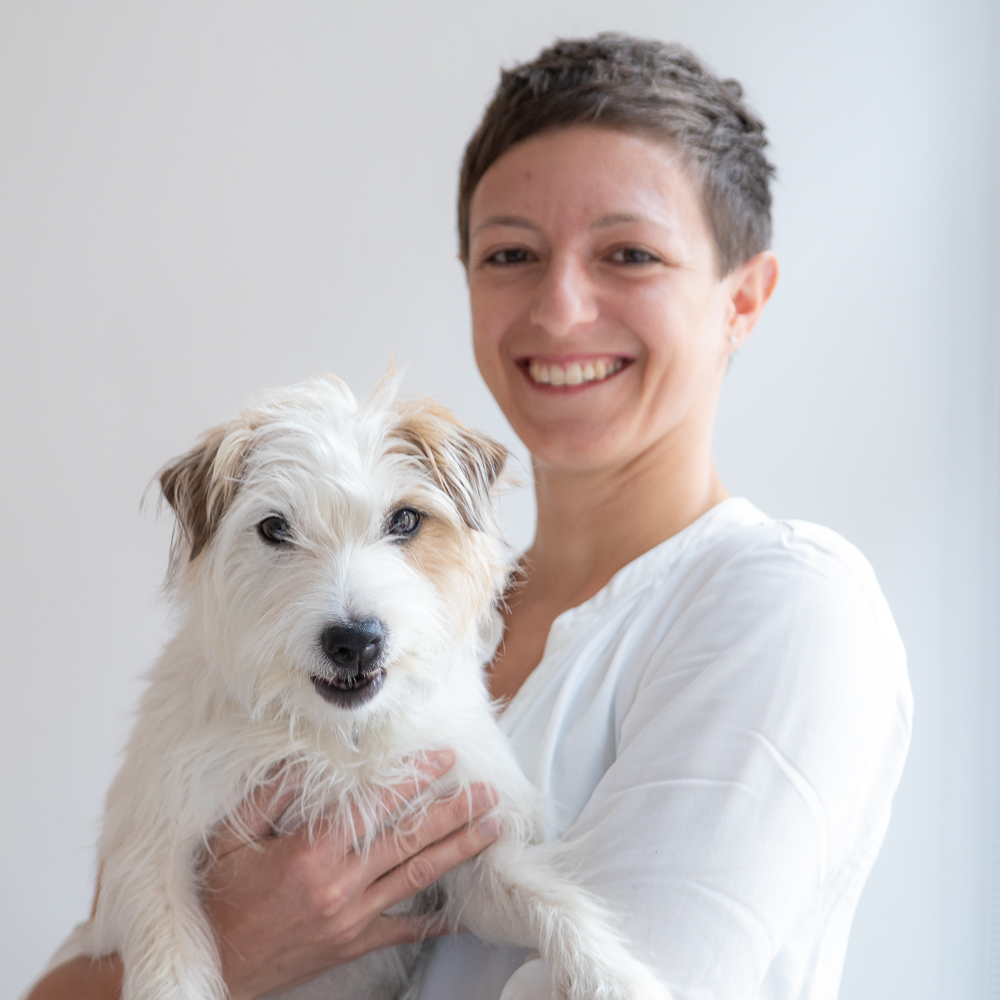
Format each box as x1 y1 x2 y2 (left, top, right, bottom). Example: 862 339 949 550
1 2 997 997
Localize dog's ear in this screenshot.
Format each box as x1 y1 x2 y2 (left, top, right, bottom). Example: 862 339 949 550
159 422 247 565
394 401 507 531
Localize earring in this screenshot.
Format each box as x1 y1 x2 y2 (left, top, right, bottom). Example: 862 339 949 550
729 335 738 346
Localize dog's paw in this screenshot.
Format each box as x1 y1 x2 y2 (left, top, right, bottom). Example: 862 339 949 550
549 955 671 1000
595 963 671 1000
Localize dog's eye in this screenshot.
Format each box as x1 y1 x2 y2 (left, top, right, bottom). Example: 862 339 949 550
258 515 293 545
387 508 422 538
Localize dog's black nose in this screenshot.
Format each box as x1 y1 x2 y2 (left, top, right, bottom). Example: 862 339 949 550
320 619 385 674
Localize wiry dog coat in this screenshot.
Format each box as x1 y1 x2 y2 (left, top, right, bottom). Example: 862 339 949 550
48 376 667 1000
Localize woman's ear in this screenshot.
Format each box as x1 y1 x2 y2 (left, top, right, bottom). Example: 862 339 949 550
158 421 247 568
393 400 508 531
724 250 779 350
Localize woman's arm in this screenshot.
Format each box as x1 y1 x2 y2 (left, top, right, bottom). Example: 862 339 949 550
490 530 912 1000
25 751 501 1000
557 540 912 997
23 956 123 1000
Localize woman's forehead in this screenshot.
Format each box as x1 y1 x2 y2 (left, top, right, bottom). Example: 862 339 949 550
468 126 710 245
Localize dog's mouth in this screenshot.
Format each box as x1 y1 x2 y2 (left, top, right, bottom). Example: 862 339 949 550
310 669 386 708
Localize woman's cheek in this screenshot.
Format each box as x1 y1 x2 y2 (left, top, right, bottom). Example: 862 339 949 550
471 295 515 384
471 329 510 409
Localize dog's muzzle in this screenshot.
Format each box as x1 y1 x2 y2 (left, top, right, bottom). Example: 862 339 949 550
312 618 387 708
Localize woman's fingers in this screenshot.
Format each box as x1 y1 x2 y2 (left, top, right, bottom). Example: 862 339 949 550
362 782 498 882
208 749 456 860
341 749 458 843
208 769 303 859
345 911 455 958
362 797 502 916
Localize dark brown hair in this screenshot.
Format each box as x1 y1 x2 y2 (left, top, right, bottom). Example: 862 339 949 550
458 33 775 275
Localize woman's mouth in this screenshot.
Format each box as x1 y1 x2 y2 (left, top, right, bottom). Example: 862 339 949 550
521 356 629 389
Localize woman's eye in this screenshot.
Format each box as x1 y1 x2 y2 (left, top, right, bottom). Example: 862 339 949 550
387 508 422 537
257 515 293 545
484 247 535 266
608 247 659 265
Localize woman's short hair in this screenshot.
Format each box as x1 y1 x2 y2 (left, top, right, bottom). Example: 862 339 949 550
458 33 775 275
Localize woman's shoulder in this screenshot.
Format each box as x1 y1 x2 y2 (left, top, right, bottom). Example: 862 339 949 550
623 498 909 703
598 504 912 916
619 500 912 798
658 498 895 622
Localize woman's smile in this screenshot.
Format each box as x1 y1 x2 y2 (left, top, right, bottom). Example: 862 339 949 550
520 354 631 390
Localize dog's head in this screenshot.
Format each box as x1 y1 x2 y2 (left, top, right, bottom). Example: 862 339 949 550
158 375 512 730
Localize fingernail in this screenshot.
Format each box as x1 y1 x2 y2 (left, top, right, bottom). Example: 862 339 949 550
477 816 502 839
423 749 456 773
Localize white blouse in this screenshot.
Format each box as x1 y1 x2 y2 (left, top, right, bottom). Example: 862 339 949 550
417 498 912 1000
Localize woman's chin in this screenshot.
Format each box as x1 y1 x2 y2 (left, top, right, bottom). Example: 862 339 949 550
522 427 633 474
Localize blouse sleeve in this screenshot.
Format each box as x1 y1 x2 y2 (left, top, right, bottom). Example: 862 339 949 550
504 524 912 999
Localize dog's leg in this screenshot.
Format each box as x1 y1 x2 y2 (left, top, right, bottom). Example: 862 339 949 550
92 839 224 1000
443 840 670 1000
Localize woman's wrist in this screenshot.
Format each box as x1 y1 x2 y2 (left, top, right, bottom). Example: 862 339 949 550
23 955 123 1000
24 954 260 1000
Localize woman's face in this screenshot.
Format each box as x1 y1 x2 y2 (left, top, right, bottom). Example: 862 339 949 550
467 125 764 474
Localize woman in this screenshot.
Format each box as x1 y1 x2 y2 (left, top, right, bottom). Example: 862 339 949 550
27 34 911 1000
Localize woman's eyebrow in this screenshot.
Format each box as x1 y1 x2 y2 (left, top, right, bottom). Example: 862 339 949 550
590 212 651 229
471 211 668 237
471 215 539 238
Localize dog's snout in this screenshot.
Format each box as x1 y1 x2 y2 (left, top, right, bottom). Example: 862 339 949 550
321 619 385 674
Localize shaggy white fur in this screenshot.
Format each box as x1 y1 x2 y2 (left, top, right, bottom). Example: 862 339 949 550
47 375 669 1000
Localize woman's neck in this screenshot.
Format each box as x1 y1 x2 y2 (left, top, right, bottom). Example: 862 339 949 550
487 427 726 704
526 430 727 608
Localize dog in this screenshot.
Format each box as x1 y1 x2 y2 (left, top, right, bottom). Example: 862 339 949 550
47 375 667 1000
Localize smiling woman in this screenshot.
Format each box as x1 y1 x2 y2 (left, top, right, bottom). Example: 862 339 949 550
420 35 911 999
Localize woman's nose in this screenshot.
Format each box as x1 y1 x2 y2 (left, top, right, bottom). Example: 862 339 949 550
528 255 598 337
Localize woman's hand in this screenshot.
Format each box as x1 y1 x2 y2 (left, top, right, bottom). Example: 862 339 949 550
205 748 500 1000
24 749 501 1000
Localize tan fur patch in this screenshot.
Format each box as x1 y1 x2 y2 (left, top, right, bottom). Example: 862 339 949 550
392 399 507 531
401 515 496 640
158 421 249 568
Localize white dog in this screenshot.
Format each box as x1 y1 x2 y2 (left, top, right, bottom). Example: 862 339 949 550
48 375 667 1000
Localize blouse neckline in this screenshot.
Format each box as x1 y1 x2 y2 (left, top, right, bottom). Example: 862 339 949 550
498 496 765 731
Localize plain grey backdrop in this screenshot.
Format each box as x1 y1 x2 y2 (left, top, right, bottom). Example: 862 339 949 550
1 1 997 997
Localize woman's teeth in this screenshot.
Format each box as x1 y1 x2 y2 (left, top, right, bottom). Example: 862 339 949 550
528 358 624 386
